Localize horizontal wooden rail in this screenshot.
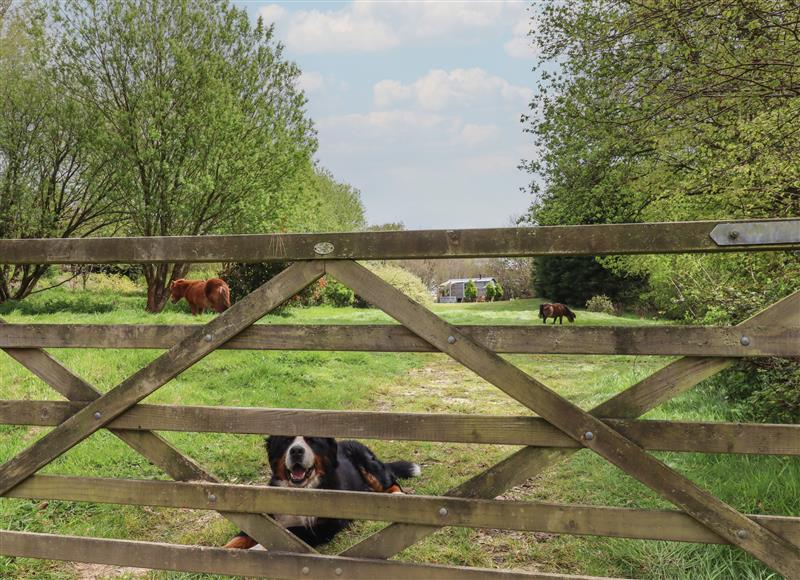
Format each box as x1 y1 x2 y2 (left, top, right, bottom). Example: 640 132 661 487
2 401 798 455
0 530 606 580
7 475 800 545
1 219 798 264
2 323 797 357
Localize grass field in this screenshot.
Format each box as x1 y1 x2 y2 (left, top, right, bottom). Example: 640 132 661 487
1 286 797 579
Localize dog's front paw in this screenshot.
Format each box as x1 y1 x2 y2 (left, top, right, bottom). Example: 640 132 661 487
224 533 257 549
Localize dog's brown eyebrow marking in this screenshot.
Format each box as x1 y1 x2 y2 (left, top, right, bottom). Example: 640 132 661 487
275 452 288 480
314 454 327 478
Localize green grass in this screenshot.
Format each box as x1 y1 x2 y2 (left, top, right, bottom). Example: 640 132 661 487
0 287 796 579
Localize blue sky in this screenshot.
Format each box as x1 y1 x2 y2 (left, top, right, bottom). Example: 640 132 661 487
234 1 540 229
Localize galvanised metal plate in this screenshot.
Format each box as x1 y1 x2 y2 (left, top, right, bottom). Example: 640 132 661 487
313 241 335 255
710 220 800 246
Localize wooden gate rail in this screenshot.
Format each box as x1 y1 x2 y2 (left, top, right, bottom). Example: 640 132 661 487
2 323 796 357
1 220 798 578
3 401 799 455
1 218 798 263
1 530 614 580
7 475 800 546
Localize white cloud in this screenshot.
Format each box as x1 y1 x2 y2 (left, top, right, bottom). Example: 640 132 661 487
258 4 287 24
504 14 537 59
374 68 533 111
454 123 501 147
373 80 413 109
297 71 324 94
269 1 525 54
320 112 502 151
319 110 449 135
284 6 400 53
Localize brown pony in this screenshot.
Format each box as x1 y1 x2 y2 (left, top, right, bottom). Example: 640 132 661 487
169 278 231 315
539 302 576 325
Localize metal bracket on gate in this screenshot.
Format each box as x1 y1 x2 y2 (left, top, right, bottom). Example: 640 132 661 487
710 220 800 246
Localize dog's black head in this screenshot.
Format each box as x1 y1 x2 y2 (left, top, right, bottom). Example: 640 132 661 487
266 436 338 488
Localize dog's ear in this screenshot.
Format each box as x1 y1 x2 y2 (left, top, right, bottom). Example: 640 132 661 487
265 435 288 464
322 437 338 469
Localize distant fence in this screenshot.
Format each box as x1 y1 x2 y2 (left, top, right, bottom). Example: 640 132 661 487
0 218 798 579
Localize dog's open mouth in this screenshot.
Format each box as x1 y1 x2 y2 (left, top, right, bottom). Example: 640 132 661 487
289 464 314 485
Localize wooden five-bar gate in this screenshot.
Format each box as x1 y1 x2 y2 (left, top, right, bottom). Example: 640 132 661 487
0 218 799 579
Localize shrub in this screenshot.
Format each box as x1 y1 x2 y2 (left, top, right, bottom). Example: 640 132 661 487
485 281 496 301
532 256 646 307
359 263 434 307
220 262 289 303
586 294 615 315
464 279 477 302
86 273 141 294
322 277 355 307
706 358 800 424
219 261 433 309
494 281 504 300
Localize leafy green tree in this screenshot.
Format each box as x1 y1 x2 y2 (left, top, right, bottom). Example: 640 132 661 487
493 281 504 301
464 279 477 302
532 256 643 306
485 281 496 302
0 4 119 302
523 1 800 320
367 222 406 232
288 165 366 232
218 165 364 303
523 1 800 426
53 0 316 311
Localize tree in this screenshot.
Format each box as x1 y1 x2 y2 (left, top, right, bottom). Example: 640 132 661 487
485 281 496 302
493 281 504 301
53 0 316 311
464 279 477 302
367 222 406 232
289 165 366 233
532 256 643 306
523 1 800 427
0 4 119 302
522 1 800 318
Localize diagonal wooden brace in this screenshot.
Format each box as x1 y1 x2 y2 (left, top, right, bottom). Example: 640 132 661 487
0 263 325 509
1 341 314 553
344 289 800 559
328 261 800 576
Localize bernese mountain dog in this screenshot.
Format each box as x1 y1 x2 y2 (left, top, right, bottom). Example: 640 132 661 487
224 436 421 549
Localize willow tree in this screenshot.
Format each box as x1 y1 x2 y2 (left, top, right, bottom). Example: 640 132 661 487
53 0 317 311
0 5 120 302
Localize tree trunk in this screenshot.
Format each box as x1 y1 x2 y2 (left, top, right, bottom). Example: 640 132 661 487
144 262 189 313
0 264 49 303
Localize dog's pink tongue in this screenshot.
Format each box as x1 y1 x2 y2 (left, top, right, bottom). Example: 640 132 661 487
291 467 306 480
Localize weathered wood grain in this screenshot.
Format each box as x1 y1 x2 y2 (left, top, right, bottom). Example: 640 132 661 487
0 530 615 580
3 323 796 357
3 401 798 456
343 290 800 559
7 475 800 546
329 260 800 575
1 219 798 264
0 261 324 496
